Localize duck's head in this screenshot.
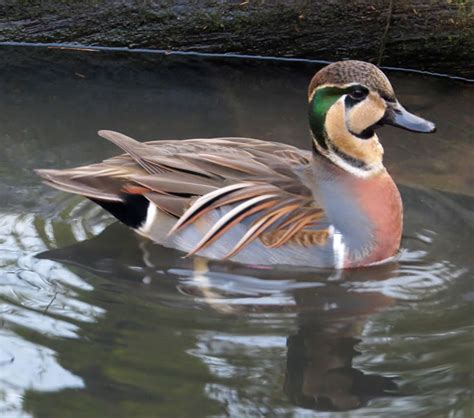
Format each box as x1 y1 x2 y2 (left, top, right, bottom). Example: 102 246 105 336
308 60 435 177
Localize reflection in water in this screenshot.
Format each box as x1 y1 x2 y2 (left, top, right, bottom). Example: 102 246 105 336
0 189 471 416
33 178 469 415
0 46 473 417
39 224 403 413
285 293 398 411
0 212 103 417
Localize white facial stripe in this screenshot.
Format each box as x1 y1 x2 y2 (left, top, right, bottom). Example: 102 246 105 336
139 201 157 234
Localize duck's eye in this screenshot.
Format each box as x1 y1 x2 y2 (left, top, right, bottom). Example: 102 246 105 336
349 88 368 101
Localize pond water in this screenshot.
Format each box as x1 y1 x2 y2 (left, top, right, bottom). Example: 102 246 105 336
0 46 472 417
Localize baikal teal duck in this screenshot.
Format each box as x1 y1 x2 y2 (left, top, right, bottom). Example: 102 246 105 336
36 60 436 269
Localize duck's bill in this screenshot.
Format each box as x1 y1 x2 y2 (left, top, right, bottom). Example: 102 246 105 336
383 101 436 133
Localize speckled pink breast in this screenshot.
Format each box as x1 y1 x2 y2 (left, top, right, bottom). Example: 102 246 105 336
347 171 403 267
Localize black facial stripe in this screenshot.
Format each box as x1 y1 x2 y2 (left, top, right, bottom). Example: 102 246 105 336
345 95 359 108
331 145 370 170
348 126 375 140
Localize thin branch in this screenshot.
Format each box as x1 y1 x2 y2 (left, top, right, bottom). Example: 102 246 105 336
377 0 394 66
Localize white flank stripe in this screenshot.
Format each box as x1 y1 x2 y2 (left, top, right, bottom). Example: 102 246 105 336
329 225 346 269
139 202 158 234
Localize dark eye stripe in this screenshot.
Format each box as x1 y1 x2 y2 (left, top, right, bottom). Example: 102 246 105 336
348 85 369 96
345 95 363 108
345 85 369 107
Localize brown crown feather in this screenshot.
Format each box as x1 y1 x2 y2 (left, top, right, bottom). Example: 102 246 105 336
308 60 395 101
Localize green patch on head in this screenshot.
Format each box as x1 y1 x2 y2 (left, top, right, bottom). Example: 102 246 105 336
309 86 347 149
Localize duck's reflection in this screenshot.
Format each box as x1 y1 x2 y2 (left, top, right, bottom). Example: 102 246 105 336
285 290 397 410
38 222 400 412
275 260 398 411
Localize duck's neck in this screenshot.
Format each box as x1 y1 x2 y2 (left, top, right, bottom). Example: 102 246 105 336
311 153 403 267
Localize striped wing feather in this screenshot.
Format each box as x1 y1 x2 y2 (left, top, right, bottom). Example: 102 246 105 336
37 130 327 258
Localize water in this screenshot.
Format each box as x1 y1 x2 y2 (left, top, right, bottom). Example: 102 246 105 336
0 46 472 417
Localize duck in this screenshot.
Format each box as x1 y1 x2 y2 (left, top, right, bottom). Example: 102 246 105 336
36 60 435 269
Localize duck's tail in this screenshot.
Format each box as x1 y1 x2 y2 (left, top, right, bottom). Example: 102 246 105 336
35 131 156 229
36 166 152 229
35 166 122 202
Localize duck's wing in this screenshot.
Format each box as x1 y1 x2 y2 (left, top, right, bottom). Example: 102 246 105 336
37 130 329 258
